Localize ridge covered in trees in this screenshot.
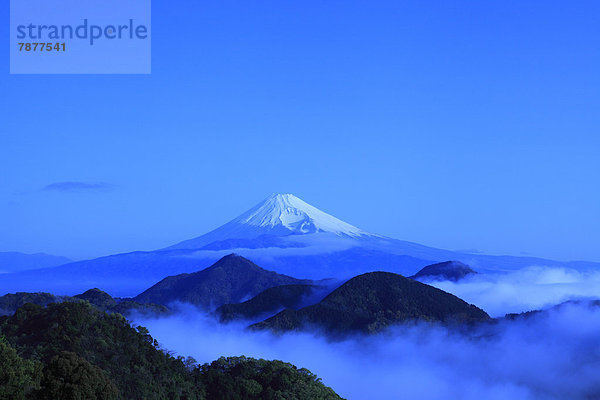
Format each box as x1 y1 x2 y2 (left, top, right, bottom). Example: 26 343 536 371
0 302 343 400
252 271 490 335
0 289 169 317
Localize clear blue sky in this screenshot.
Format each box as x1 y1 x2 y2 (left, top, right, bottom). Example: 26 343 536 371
1 0 599 261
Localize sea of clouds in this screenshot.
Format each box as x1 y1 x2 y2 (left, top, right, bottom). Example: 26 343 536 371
429 265 600 316
132 266 600 400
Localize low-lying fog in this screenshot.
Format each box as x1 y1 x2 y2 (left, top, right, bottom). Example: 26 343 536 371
429 265 600 317
132 266 600 400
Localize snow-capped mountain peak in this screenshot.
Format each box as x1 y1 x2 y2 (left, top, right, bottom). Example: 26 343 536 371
167 193 373 250
236 193 366 236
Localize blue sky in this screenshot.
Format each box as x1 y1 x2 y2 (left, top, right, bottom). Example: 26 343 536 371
1 0 599 261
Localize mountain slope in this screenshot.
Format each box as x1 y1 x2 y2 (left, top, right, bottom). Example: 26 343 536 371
0 252 70 274
134 254 311 308
0 250 221 296
167 194 377 250
252 272 490 334
216 284 318 322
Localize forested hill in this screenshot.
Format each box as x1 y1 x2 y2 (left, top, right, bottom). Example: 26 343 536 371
410 261 477 282
134 254 311 309
253 271 490 335
0 288 169 317
0 302 343 400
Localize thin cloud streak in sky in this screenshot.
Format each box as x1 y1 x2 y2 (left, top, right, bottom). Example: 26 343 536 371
42 181 115 193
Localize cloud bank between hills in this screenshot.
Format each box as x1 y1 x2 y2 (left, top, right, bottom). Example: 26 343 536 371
132 266 600 400
429 266 600 316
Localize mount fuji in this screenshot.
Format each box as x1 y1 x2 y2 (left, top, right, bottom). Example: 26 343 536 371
1 193 598 296
167 193 378 250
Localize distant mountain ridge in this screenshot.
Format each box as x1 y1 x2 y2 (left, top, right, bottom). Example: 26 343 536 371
3 256 493 339
2 193 599 296
0 252 70 274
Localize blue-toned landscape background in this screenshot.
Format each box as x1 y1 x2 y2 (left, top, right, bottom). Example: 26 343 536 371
1 2 600 400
